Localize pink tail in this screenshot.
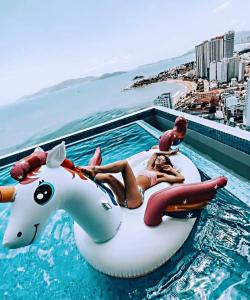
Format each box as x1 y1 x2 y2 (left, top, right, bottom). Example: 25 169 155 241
144 176 227 226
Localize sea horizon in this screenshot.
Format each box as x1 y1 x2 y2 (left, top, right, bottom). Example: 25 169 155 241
0 41 249 157
0 51 194 157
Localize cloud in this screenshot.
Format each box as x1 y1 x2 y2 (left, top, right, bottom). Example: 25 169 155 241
213 1 231 13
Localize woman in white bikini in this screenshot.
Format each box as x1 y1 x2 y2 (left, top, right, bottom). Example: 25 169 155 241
82 148 184 209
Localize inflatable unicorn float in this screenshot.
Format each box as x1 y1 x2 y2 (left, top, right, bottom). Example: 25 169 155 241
0 117 227 278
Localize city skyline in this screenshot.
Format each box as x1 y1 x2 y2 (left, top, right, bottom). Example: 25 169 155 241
1 0 250 105
195 30 236 80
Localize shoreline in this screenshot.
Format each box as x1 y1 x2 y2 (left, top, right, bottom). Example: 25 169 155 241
124 78 197 106
167 79 197 105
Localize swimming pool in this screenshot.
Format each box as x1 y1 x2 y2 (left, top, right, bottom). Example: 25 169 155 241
0 123 249 299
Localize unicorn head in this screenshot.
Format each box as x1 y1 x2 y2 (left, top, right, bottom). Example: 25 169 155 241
1 142 121 249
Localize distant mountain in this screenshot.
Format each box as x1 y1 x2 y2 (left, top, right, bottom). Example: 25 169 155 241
98 71 126 80
18 76 97 101
17 31 250 102
180 48 195 57
235 30 250 44
18 71 126 101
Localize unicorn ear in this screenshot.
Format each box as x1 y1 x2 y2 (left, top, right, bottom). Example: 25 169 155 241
34 146 45 153
46 142 66 168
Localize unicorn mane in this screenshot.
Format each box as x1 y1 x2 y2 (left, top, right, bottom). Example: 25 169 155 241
11 152 88 185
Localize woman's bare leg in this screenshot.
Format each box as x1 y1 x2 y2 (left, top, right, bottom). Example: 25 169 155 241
94 160 143 208
95 174 126 205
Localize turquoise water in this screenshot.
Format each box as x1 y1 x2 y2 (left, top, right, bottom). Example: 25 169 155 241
0 124 249 299
0 53 193 156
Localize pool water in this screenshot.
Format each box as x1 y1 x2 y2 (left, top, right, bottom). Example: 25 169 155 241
0 124 249 300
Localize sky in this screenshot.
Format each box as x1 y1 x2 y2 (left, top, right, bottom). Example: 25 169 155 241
0 0 250 105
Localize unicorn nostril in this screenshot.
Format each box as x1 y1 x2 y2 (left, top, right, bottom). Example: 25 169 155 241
17 232 22 238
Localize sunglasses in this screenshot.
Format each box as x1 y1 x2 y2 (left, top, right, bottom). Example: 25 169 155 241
155 156 166 162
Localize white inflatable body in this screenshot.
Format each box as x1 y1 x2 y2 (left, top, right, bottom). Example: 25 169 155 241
2 142 227 277
74 150 201 278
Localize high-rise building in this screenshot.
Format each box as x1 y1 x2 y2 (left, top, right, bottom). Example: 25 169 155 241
195 42 209 78
217 57 244 83
238 60 245 82
217 61 222 82
217 59 228 83
210 36 224 62
204 40 210 77
195 43 203 78
154 92 173 108
224 31 235 58
209 61 217 81
227 57 235 81
195 31 235 80
228 56 241 81
244 79 250 128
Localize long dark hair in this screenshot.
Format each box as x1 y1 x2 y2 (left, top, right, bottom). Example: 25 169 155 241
154 154 173 169
163 156 173 167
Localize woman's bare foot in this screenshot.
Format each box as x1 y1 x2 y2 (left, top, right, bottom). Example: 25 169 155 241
81 166 97 178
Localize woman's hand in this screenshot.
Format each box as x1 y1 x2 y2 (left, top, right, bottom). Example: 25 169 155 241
171 148 179 155
162 165 175 173
162 165 185 182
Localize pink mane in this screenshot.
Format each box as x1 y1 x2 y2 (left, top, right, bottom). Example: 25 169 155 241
11 154 88 185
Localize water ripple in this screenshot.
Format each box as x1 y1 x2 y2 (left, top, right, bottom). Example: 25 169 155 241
0 124 249 299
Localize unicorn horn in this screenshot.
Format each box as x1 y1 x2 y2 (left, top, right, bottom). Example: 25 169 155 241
0 186 16 203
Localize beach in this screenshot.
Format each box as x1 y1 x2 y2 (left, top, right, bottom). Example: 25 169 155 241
167 79 197 105
125 78 197 105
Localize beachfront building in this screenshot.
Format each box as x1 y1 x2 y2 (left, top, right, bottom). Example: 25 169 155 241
244 79 250 128
215 56 245 83
210 36 224 62
203 40 210 77
154 92 173 109
195 42 209 78
195 31 235 81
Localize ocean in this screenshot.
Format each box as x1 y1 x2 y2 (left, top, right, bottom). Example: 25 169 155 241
0 52 194 156
1 41 249 157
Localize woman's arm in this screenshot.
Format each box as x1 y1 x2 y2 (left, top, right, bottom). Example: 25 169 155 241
157 173 185 184
147 149 179 170
162 165 182 176
147 154 157 170
155 148 179 156
151 145 159 149
158 166 185 183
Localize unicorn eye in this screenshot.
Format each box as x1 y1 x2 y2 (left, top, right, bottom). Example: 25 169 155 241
34 183 54 205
